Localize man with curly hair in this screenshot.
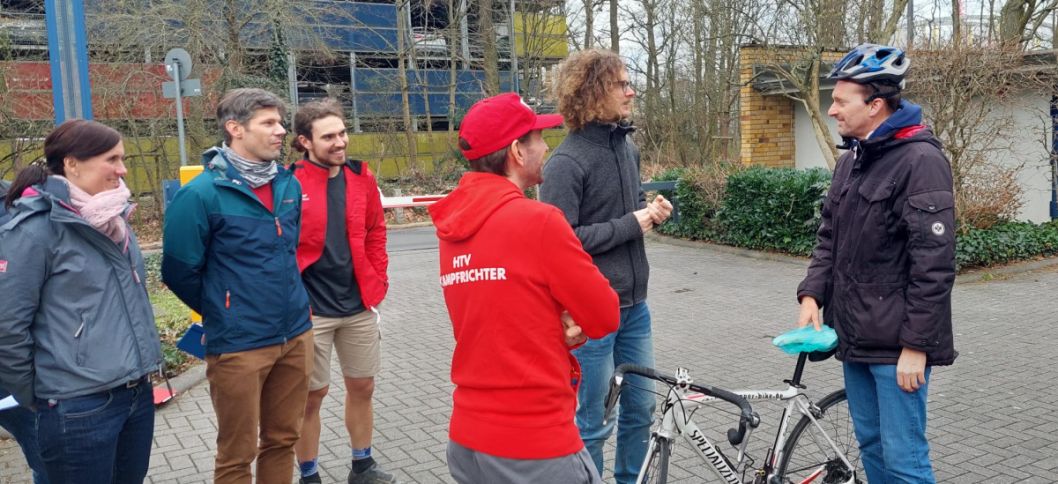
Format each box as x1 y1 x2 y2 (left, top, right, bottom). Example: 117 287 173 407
540 48 673 484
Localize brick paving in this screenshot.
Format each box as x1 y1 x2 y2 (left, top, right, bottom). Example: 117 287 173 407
3 237 1057 483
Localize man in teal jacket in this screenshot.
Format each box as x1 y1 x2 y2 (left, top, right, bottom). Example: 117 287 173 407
162 88 314 484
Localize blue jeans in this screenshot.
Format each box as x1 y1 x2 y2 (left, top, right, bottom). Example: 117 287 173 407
0 405 49 484
574 301 655 484
843 362 936 484
36 377 155 484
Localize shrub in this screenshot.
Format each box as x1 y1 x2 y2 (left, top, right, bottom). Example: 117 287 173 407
655 164 733 240
955 164 1024 230
955 220 1058 270
653 166 1056 271
715 167 831 255
144 252 162 288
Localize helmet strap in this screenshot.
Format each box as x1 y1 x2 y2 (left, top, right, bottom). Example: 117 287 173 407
864 83 902 104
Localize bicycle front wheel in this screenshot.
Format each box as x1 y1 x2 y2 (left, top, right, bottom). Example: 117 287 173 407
775 389 862 484
637 435 671 484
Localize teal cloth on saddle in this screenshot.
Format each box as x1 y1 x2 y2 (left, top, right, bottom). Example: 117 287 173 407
772 325 838 354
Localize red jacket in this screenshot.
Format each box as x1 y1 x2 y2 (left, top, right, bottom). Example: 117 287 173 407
293 159 388 308
428 172 619 459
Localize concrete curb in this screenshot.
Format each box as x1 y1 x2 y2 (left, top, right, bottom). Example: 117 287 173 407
161 362 208 403
646 232 1058 284
955 254 1058 284
388 221 434 230
645 232 810 267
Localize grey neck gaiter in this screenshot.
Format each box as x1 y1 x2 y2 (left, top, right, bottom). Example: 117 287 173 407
223 146 278 188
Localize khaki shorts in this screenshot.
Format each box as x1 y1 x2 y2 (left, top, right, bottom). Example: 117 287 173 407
309 309 381 390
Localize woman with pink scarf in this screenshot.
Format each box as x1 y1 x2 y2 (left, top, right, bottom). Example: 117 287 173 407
0 120 162 484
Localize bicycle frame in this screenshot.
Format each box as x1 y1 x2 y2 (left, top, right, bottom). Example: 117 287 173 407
640 369 855 484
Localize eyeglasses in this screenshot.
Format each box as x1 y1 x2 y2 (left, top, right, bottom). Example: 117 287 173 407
613 80 633 93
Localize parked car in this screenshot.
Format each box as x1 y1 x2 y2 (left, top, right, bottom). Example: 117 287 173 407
412 27 447 59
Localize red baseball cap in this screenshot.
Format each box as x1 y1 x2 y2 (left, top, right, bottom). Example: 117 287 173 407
458 93 564 160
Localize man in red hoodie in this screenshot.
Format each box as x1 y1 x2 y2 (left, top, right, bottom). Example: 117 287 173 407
289 99 396 484
429 93 620 483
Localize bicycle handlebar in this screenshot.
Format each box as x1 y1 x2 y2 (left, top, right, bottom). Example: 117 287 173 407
605 363 762 446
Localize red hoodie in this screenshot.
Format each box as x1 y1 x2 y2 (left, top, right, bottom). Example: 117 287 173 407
429 172 620 459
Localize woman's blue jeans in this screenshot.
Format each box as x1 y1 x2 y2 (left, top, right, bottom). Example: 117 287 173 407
35 377 155 484
0 404 49 484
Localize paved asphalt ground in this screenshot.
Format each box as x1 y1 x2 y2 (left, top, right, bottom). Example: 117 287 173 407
3 227 1056 483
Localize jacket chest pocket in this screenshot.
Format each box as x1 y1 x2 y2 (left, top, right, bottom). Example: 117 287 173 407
857 179 898 231
857 178 897 205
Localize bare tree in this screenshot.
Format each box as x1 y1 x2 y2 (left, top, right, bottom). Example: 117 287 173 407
514 2 568 102
584 0 595 48
854 0 910 43
1000 0 1058 47
478 0 501 94
906 44 1045 228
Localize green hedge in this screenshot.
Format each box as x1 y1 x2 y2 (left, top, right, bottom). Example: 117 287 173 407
657 166 1058 270
715 167 831 256
956 221 1058 269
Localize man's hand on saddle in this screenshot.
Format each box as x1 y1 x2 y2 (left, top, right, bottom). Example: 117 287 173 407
796 296 822 331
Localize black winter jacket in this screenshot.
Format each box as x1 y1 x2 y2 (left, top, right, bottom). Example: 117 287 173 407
797 126 958 366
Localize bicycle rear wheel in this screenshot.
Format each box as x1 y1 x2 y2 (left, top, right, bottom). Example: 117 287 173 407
637 435 671 484
775 389 862 484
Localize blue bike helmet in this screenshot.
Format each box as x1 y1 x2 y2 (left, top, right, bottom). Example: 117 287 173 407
827 43 908 88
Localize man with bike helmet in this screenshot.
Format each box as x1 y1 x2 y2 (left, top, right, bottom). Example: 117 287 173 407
796 43 957 484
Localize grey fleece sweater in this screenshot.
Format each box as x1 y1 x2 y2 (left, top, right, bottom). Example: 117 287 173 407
540 121 649 308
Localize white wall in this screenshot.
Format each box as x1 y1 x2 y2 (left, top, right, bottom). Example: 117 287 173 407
794 96 839 171
989 92 1053 223
792 91 1055 223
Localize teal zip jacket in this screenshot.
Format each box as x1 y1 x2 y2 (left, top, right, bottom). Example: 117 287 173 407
162 148 311 355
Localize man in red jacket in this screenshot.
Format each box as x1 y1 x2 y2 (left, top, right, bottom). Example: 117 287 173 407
429 93 620 483
290 99 396 484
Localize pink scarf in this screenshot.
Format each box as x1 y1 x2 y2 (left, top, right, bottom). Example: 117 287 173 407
60 177 131 245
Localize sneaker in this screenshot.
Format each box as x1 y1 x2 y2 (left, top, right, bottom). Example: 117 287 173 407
299 472 322 484
347 463 399 484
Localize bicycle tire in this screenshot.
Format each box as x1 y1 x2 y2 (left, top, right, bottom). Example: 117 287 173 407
637 435 671 484
775 389 863 484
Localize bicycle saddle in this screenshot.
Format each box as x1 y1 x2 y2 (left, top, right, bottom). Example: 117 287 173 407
807 347 837 362
772 325 838 356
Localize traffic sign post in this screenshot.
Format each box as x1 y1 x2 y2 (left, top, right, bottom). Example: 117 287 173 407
162 48 201 166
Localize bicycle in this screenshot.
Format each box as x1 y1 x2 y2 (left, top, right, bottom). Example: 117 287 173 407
604 350 862 484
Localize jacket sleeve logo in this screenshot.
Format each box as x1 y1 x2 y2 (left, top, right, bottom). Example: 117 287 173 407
931 222 945 236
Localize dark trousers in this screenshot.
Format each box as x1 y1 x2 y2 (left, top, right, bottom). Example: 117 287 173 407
0 404 49 484
36 376 155 484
